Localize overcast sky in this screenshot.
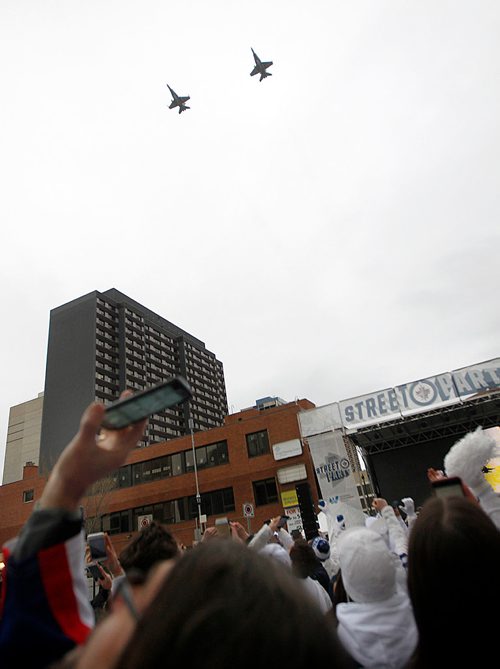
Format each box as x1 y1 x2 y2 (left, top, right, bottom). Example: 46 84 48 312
1 1 499 480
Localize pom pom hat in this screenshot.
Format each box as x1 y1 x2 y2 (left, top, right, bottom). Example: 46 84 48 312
311 536 330 561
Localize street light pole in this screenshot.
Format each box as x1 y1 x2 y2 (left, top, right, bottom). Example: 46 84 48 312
189 418 203 534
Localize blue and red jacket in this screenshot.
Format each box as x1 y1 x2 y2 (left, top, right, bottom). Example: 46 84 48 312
0 510 94 668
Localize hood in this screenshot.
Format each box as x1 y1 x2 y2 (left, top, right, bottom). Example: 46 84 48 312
338 527 397 603
336 592 418 668
259 543 291 568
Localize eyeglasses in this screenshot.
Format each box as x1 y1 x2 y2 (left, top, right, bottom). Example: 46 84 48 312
112 575 140 622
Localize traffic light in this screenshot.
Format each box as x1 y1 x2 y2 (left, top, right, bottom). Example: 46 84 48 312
295 482 319 540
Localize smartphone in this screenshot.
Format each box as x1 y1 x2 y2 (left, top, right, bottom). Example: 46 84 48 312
277 515 288 529
215 517 231 539
87 532 107 562
101 375 192 430
86 562 102 581
431 476 466 499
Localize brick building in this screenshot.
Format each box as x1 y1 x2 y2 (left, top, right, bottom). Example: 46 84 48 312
0 398 319 553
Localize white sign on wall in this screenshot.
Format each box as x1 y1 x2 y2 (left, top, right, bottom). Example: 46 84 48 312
277 463 307 485
272 438 302 460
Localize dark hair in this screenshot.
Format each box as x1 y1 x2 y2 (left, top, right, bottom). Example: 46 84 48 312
331 569 348 627
118 541 354 669
407 496 500 667
289 539 319 579
118 522 180 575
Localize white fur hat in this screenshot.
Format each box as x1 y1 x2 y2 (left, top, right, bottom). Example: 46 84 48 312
338 527 397 603
444 426 496 487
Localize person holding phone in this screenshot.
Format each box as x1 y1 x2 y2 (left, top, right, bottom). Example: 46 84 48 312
248 516 294 552
0 395 356 669
0 392 148 668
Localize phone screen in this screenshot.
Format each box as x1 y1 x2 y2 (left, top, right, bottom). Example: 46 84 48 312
88 533 107 561
432 478 466 499
215 518 231 539
101 376 192 430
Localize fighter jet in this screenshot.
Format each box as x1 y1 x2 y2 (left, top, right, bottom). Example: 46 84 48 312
250 48 273 81
167 85 190 114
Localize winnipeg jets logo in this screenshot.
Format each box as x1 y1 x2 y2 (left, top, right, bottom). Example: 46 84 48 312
411 381 436 405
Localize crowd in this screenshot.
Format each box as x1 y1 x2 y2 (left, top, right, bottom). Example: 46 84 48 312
0 394 499 669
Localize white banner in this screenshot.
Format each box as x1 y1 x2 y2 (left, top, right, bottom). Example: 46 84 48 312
339 387 401 430
307 431 365 528
452 358 500 400
395 372 461 416
298 403 343 437
299 358 500 435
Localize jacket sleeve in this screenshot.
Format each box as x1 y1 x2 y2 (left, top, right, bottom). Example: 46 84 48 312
380 506 409 560
277 527 294 551
0 517 94 669
248 524 273 551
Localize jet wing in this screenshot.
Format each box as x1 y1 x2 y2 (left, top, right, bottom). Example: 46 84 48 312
250 66 260 76
261 61 273 68
178 96 190 104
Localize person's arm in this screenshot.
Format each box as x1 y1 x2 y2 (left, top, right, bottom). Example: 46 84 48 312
230 521 250 544
372 498 409 559
0 396 147 669
277 527 294 551
248 518 281 551
398 497 417 530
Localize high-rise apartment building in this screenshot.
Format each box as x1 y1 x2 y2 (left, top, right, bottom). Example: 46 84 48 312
39 289 227 473
2 393 44 485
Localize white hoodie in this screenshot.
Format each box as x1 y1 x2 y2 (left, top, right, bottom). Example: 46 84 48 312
336 527 417 668
336 591 417 669
300 576 332 615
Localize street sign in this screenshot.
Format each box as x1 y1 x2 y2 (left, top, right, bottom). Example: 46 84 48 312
243 502 254 518
138 514 153 531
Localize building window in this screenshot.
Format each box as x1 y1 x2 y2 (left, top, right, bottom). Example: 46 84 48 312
188 487 235 519
118 466 131 488
171 453 184 476
23 489 34 503
246 430 270 458
196 446 208 469
115 441 228 490
253 478 278 506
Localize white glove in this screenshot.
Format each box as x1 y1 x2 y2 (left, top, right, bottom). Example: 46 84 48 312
330 514 346 538
399 497 415 517
444 427 496 488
